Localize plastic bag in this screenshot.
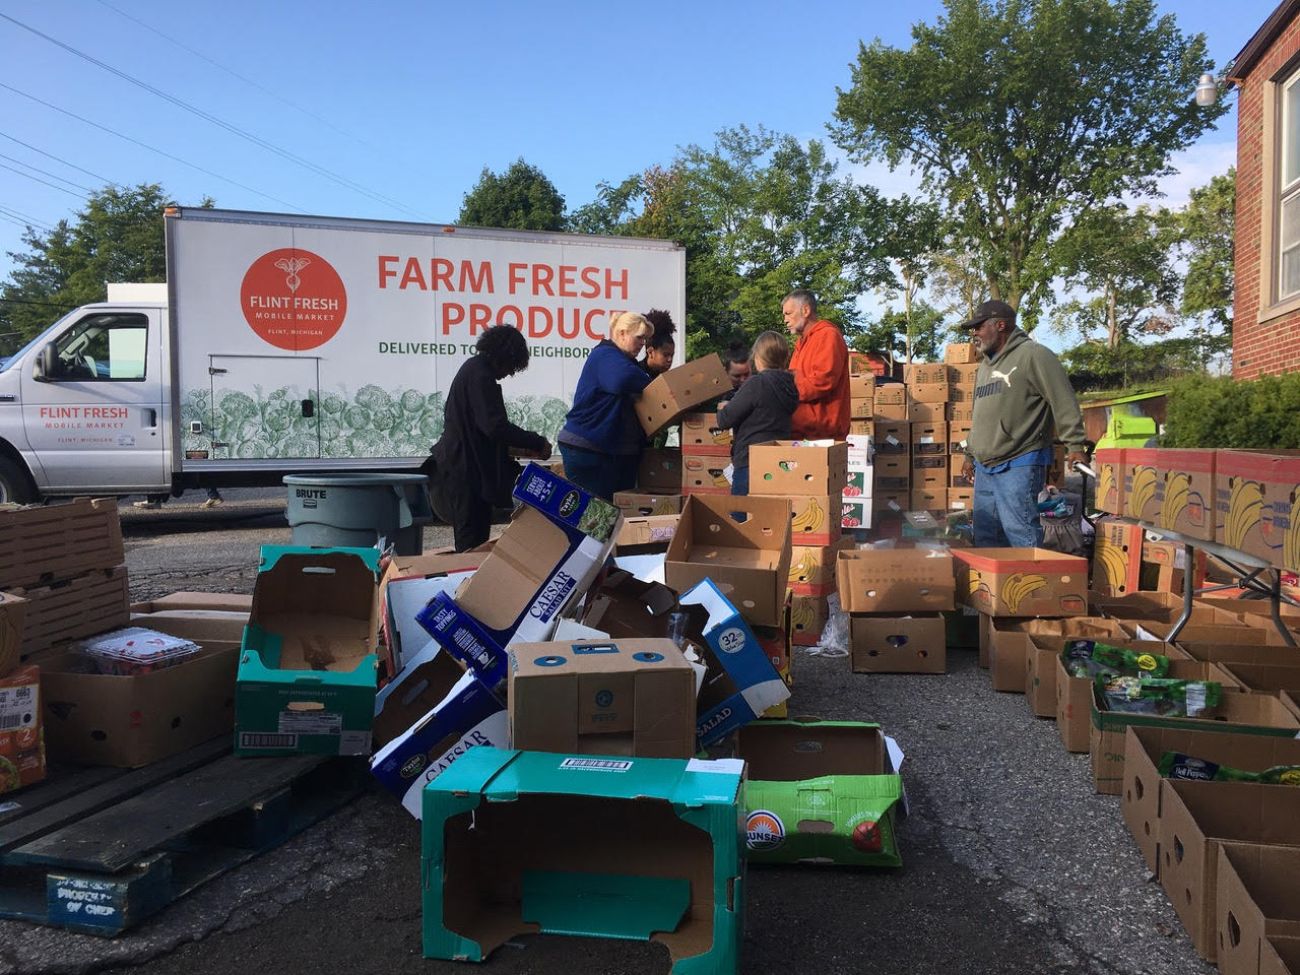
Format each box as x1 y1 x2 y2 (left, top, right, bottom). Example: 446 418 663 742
1097 675 1222 717
805 593 850 658
1063 640 1171 680
1158 752 1300 785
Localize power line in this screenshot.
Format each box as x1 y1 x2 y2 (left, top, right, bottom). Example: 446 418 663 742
95 0 380 153
0 130 122 190
0 82 307 212
0 13 430 219
0 152 95 194
0 205 53 233
0 161 87 198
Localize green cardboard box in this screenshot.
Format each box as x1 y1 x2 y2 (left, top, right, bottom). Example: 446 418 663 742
736 719 903 867
236 546 381 757
421 746 744 974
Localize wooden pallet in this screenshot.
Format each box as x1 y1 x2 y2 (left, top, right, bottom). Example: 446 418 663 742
0 738 368 936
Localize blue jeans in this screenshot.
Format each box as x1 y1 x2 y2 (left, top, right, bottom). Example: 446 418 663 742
730 465 749 496
973 464 1045 548
558 444 637 501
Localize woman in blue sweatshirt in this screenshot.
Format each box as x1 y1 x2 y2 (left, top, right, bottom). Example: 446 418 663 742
557 312 654 499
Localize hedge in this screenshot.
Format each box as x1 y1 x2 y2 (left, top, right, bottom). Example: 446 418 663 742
1162 372 1300 448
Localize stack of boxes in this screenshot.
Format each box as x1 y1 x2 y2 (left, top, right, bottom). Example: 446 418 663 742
836 546 956 674
945 342 979 511
841 434 873 532
679 412 733 496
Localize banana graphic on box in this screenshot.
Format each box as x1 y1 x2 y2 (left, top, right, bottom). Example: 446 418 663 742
1098 465 1118 511
1129 467 1158 518
792 498 825 534
1094 540 1129 592
789 550 819 584
1226 477 1265 549
1160 472 1191 529
1285 494 1300 572
791 598 817 631
1001 573 1047 614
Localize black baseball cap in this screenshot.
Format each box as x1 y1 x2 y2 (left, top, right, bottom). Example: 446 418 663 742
958 299 1016 330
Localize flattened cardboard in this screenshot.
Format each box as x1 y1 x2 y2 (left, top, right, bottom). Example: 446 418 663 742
638 448 684 493
749 441 849 497
664 494 792 628
236 546 381 756
419 465 620 689
1090 687 1300 796
0 498 124 590
850 613 945 674
1217 844 1300 975
0 590 25 678
1121 725 1300 876
421 747 744 973
837 548 955 614
953 547 1088 618
680 413 733 454
635 354 731 436
738 720 902 866
508 638 695 759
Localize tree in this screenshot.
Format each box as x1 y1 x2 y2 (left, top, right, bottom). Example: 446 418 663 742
1171 167 1234 359
1049 204 1179 348
831 0 1227 327
877 196 945 362
853 300 946 362
458 158 566 232
1 183 179 345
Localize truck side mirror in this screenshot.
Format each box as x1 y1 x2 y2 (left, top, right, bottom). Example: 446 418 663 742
33 343 57 382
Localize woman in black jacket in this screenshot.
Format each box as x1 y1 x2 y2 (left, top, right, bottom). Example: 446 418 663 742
427 327 552 551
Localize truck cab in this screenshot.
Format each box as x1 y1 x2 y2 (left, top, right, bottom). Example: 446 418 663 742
0 283 170 502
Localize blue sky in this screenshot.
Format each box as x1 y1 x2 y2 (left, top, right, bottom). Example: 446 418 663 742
0 0 1276 343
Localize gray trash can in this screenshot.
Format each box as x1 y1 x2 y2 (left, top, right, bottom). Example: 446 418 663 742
283 473 433 555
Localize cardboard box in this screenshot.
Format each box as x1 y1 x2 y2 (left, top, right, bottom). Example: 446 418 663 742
1123 448 1161 524
850 396 874 419
841 498 872 531
948 422 972 454
615 514 681 554
680 579 790 743
1140 540 1208 594
850 372 876 399
752 596 793 717
1090 687 1300 795
0 591 25 678
949 464 974 489
0 497 124 590
910 490 946 511
1261 936 1300 975
635 354 731 436
850 613 946 673
945 404 974 423
681 454 732 494
904 363 946 385
873 421 910 452
749 441 848 497
738 720 903 866
874 401 909 421
791 592 830 647
873 492 909 517
129 592 254 615
665 495 792 628
843 468 872 500
508 638 695 759
948 384 974 404
1121 725 1300 875
1093 517 1144 597
236 547 381 757
1021 618 1133 715
421 747 744 971
1158 781 1300 961
789 540 849 596
0 663 44 792
988 618 1035 693
419 464 621 689
1217 663 1300 699
874 383 906 406
1216 843 1300 975
614 491 684 518
874 455 909 491
905 400 946 423
848 419 873 436
1217 450 1300 566
953 547 1089 617
1092 448 1126 516
1151 449 1217 542
679 412 733 454
15 566 131 660
370 644 506 811
911 422 947 454
38 614 245 768
944 342 979 364
1055 639 1191 752
637 447 683 494
947 363 980 387
947 488 974 511
837 547 955 614
907 382 949 405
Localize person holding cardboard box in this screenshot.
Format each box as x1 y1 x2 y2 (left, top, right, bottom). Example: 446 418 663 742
957 300 1088 547
715 331 798 495
558 311 655 500
641 308 677 377
782 289 850 440
427 326 553 552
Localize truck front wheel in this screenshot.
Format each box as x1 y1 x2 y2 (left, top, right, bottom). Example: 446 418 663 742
0 456 36 504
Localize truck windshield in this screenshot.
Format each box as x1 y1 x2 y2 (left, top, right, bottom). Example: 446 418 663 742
0 307 81 374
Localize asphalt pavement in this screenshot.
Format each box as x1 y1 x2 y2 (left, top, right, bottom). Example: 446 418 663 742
0 496 1214 975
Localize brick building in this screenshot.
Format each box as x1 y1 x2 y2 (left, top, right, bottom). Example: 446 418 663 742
1230 1 1300 378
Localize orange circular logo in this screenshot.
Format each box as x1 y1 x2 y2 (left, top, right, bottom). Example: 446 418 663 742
240 248 347 351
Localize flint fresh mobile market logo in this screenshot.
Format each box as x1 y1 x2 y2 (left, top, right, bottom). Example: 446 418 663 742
745 810 785 851
241 248 347 351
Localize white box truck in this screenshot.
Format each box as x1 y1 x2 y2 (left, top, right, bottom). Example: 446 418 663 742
0 207 686 502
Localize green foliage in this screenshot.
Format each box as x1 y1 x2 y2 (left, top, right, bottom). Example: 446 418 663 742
853 301 946 362
1060 337 1204 391
1 183 177 347
1171 167 1234 344
458 158 566 232
1164 372 1300 448
832 0 1227 326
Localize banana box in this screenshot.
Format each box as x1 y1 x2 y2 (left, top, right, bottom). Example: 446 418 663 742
906 382 949 405
947 363 981 387
873 421 910 454
952 547 1089 618
874 401 909 421
786 495 842 548
910 489 946 511
1124 448 1163 525
682 455 732 495
904 363 947 385
1092 517 1144 597
1149 449 1217 542
791 593 830 646
637 448 683 494
1092 448 1125 516
613 491 684 518
737 720 903 866
837 548 955 614
750 441 849 497
1217 449 1300 569
850 613 946 674
680 412 733 456
788 539 853 596
849 419 874 436
950 459 973 489
633 353 731 436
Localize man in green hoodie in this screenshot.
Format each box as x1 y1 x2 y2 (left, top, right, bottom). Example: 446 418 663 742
958 300 1088 547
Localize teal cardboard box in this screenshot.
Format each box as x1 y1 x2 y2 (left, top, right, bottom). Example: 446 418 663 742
736 720 903 867
236 546 381 757
422 747 745 974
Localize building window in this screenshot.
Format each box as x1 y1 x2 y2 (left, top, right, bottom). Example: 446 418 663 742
1280 68 1300 300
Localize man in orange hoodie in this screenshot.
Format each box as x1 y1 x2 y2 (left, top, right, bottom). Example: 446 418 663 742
782 289 850 439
